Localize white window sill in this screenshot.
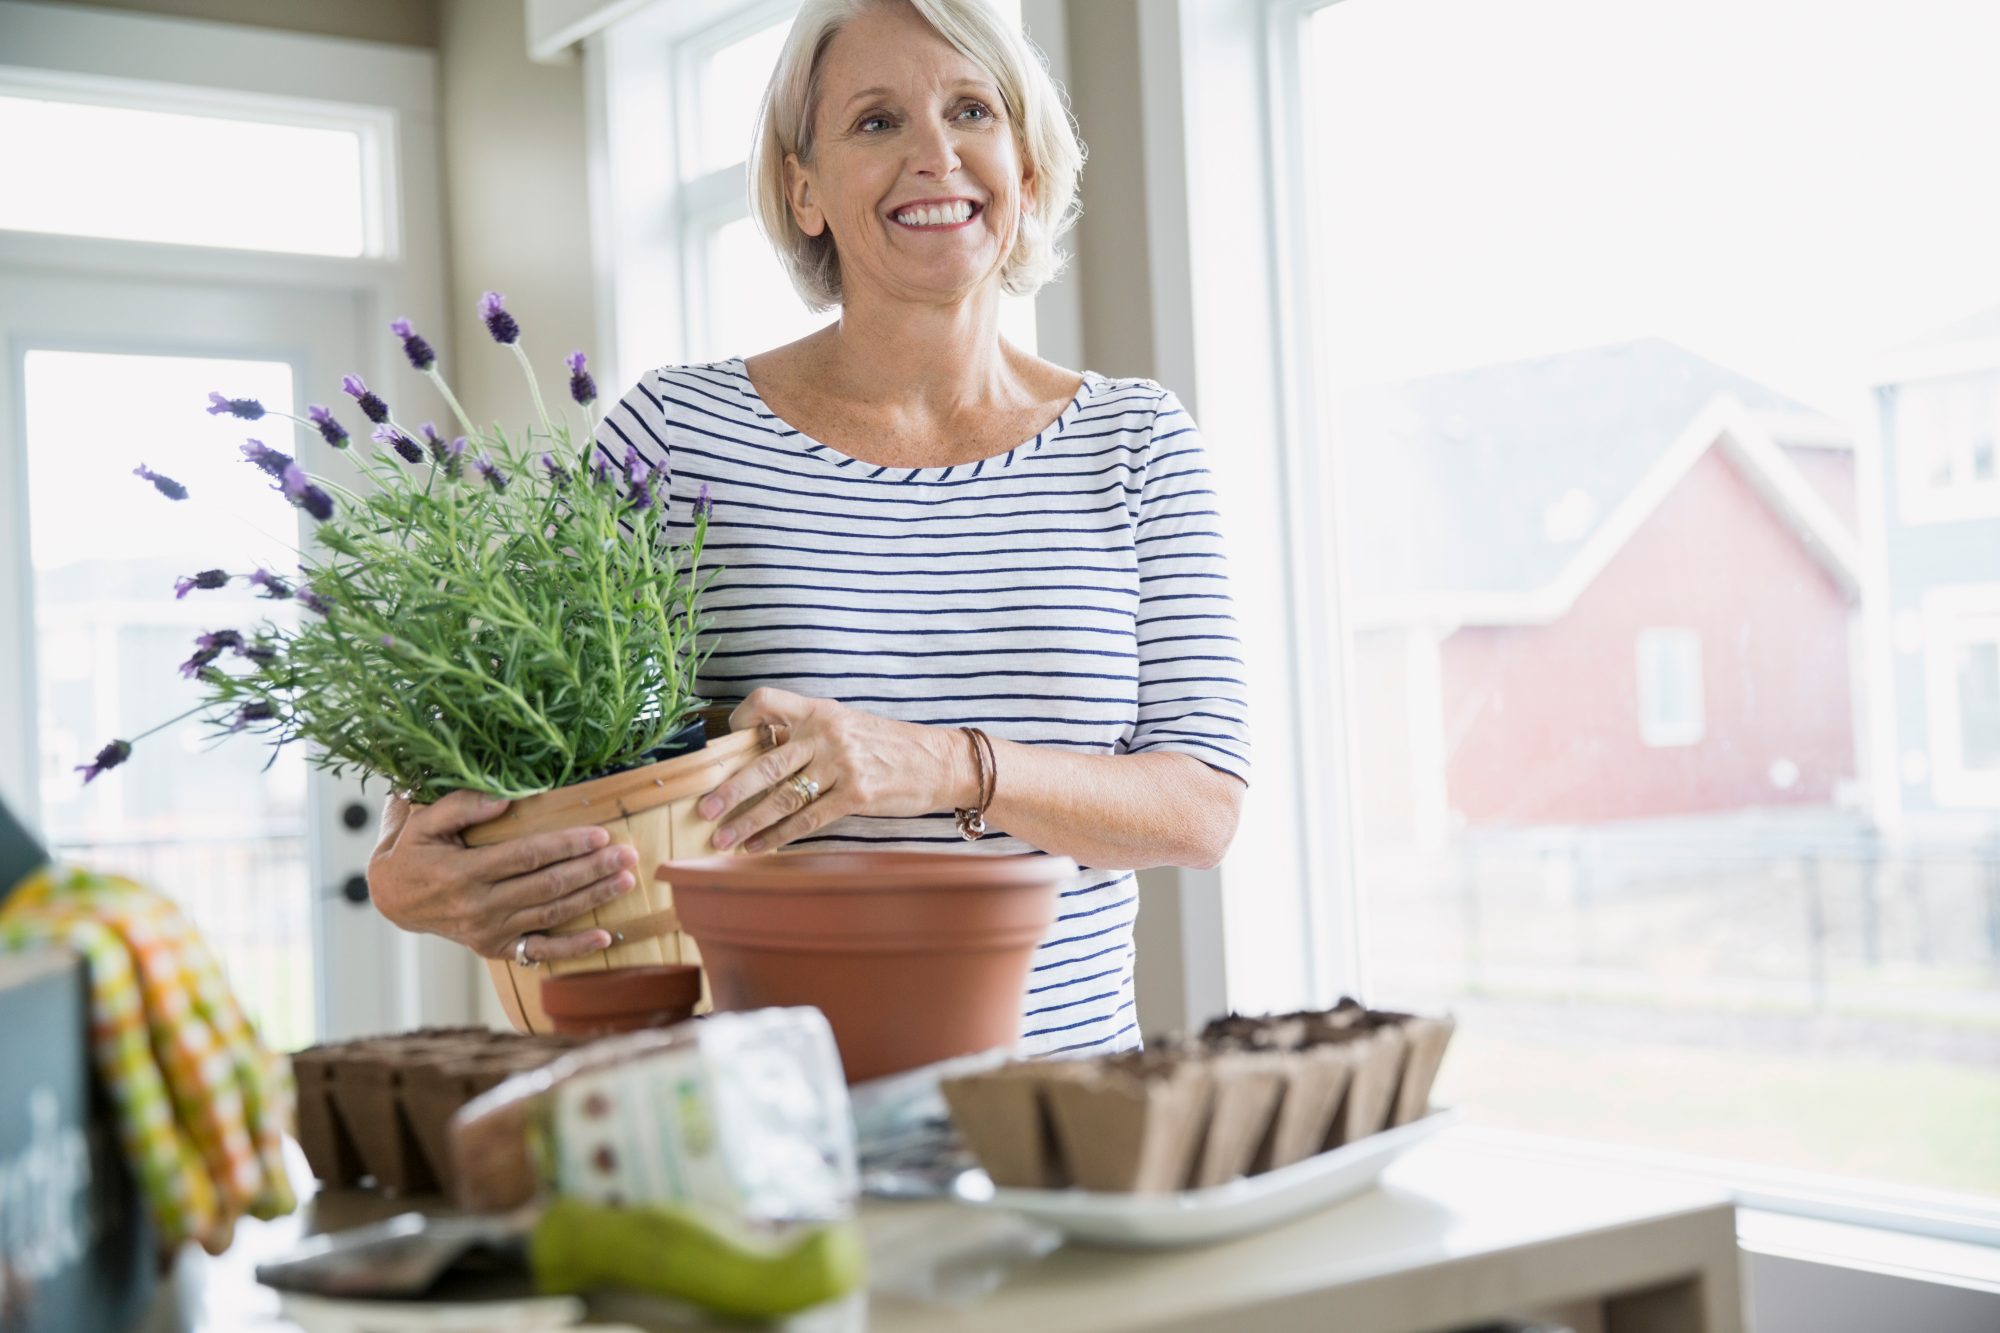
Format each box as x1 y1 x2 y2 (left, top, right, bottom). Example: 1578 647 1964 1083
1450 1124 2000 1286
1738 1209 2000 1296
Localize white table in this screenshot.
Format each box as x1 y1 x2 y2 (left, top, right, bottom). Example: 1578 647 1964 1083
840 1132 1744 1333
176 1130 1744 1333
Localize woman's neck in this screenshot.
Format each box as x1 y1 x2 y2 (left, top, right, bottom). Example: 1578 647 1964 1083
812 290 1031 420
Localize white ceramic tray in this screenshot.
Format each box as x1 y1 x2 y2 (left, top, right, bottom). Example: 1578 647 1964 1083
952 1108 1456 1249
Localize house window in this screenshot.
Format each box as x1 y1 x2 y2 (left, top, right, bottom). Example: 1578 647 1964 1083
1637 629 1704 747
1961 639 2000 772
0 92 377 257
1896 370 2000 523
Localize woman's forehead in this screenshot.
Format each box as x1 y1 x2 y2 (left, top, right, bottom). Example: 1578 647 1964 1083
820 9 996 102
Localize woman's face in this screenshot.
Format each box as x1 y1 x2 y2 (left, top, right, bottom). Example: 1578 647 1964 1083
787 1 1032 307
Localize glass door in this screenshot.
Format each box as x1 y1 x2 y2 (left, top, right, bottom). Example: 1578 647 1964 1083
0 267 409 1044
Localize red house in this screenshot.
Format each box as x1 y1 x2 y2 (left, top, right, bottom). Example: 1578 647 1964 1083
1340 340 1863 839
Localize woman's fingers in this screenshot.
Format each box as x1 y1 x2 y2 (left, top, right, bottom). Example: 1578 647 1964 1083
500 861 638 939
415 789 512 840
698 738 812 821
720 777 840 852
468 825 611 882
492 843 637 920
524 927 617 963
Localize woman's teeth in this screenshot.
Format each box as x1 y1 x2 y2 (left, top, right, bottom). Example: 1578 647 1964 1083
893 201 976 227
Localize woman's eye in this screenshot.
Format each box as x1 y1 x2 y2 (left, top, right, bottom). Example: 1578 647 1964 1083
959 102 992 121
859 114 891 133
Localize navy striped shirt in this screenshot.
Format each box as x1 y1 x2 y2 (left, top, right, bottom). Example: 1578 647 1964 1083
595 355 1251 1058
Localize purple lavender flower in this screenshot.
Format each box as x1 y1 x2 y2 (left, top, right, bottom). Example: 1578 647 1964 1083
238 641 280 665
228 700 278 733
206 392 265 420
388 318 437 372
134 464 189 501
341 374 391 425
442 437 467 481
472 452 508 493
179 644 223 679
419 422 445 463
195 629 245 654
248 568 293 599
241 440 293 479
373 424 425 464
540 452 569 485
592 452 614 486
624 444 648 486
693 482 714 519
379 634 397 650
307 405 350 449
298 588 333 616
76 739 131 785
566 351 597 406
174 569 229 599
478 291 521 344
280 463 335 522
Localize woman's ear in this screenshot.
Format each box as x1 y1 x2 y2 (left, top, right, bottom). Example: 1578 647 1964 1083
784 152 826 237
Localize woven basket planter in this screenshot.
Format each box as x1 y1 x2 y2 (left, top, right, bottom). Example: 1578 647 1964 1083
461 710 772 1033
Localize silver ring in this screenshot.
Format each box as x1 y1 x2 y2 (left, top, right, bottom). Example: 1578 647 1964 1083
787 772 820 804
513 935 541 968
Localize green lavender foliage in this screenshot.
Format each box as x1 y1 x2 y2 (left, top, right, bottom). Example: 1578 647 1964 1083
197 424 712 803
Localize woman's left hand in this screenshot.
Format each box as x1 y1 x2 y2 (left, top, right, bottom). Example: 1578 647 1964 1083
698 687 971 852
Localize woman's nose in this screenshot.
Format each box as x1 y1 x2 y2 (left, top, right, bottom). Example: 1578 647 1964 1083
906 116 963 179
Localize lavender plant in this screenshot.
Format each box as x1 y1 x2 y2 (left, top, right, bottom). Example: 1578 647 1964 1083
89 293 714 802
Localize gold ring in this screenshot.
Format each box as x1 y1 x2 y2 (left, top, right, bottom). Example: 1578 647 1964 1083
787 772 820 804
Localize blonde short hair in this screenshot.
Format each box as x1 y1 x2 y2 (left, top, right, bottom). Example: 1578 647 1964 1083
749 0 1085 313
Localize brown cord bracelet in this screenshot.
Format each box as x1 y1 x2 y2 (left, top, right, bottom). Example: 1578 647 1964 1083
955 725 998 839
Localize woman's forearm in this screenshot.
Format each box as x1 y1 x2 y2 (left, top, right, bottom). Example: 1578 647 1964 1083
925 726 1244 872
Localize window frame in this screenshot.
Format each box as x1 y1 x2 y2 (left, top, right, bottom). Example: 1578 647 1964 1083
1890 364 2000 526
1922 583 2000 808
0 67 399 261
1249 0 2000 1249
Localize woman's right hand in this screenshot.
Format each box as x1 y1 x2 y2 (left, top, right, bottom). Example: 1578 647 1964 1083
366 790 640 963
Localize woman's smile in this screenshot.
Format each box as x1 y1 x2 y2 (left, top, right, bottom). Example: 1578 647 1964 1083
888 199 985 231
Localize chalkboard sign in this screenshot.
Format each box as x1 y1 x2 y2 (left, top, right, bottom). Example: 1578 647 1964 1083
0 951 153 1331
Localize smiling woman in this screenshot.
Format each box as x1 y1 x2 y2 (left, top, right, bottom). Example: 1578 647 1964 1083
574 0 1251 1059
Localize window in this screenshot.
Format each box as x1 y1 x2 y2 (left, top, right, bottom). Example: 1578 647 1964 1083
0 90 379 257
1636 629 1704 747
22 350 313 1048
1962 641 2000 772
1896 370 2000 523
592 0 1034 382
1923 587 2000 807
1302 0 2000 1208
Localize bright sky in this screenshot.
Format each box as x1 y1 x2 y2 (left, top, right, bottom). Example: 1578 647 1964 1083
1309 0 2000 419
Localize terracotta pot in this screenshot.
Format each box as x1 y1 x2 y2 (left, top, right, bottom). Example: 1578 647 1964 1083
539 964 704 1036
663 851 1074 1083
461 707 773 1033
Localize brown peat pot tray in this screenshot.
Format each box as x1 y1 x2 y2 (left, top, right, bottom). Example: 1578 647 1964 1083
664 851 1074 1083
289 1028 576 1193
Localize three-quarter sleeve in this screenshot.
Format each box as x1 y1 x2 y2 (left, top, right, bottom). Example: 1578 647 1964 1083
1123 388 1252 785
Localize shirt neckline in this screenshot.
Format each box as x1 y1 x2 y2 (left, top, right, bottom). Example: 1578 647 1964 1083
724 354 1101 482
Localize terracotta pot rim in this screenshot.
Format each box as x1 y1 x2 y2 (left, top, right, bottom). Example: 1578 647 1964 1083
658 851 1080 893
539 963 703 1018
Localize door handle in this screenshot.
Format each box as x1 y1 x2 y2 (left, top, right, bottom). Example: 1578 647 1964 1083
338 873 370 905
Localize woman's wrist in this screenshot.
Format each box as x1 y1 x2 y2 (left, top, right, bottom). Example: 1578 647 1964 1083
927 723 983 812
